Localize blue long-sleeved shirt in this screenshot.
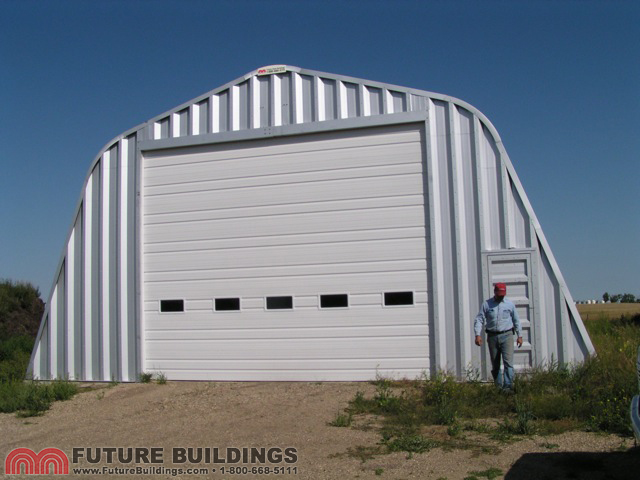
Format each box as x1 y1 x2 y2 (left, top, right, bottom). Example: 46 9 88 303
473 297 521 337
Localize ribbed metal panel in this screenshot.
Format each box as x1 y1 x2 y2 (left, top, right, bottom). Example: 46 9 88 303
28 66 594 382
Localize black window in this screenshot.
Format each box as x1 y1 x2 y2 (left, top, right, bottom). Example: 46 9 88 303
266 296 293 310
215 298 240 311
160 299 184 312
384 291 414 306
320 294 349 309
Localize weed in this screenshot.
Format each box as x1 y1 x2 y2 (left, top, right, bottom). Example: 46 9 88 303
374 467 384 476
540 441 559 449
466 468 503 480
156 372 167 385
344 445 384 463
349 390 373 414
139 372 153 383
19 382 52 417
0 379 78 417
514 397 536 435
372 376 403 414
489 427 515 444
447 421 462 437
50 379 78 401
496 405 536 437
329 411 353 427
382 432 439 454
96 391 105 400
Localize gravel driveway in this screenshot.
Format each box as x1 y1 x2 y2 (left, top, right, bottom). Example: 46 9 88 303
1 382 638 479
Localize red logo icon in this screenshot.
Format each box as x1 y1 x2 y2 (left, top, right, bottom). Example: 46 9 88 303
5 448 69 475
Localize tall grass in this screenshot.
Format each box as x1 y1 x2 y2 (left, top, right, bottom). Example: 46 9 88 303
0 334 78 416
337 313 640 454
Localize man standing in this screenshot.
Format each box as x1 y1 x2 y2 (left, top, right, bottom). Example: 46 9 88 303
474 283 523 390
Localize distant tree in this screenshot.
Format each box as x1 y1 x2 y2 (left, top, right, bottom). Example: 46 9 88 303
0 280 43 340
610 294 622 303
621 293 637 303
602 292 610 303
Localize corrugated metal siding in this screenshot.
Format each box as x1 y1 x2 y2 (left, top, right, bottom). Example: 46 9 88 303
28 66 593 382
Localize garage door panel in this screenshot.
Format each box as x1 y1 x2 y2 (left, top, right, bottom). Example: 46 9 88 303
144 195 425 226
143 124 422 168
146 306 429 330
146 323 429 341
144 205 426 244
145 162 422 197
159 369 428 381
144 263 428 297
145 226 426 254
144 143 422 188
148 357 429 373
144 238 426 272
145 336 429 361
143 175 424 215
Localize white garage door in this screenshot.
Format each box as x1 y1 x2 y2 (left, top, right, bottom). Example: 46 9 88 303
142 123 430 380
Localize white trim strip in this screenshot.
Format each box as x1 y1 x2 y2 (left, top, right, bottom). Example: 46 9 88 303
101 150 111 381
119 139 129 382
172 113 180 138
33 340 41 380
339 81 348 119
294 73 304 124
232 85 240 131
211 95 220 133
317 77 326 122
386 90 395 114
252 76 260 129
273 75 282 127
83 175 93 381
427 99 447 369
363 86 371 117
66 227 75 380
191 104 200 136
50 284 58 379
449 104 472 367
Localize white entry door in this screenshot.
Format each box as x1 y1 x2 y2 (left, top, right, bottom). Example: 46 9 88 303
484 252 535 372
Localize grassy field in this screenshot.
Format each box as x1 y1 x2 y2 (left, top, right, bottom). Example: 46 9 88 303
577 302 640 321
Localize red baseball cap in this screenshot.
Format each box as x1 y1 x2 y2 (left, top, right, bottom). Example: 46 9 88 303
494 283 507 294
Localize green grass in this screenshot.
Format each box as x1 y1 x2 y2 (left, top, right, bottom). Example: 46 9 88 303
333 313 640 458
329 411 353 427
464 467 504 480
0 331 79 417
0 379 79 417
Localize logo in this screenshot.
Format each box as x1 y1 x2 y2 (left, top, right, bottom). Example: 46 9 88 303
256 65 287 76
5 448 69 475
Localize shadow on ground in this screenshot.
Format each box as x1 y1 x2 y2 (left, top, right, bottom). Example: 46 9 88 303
505 447 640 480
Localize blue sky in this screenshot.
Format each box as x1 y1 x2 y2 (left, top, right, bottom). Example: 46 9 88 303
1 0 638 302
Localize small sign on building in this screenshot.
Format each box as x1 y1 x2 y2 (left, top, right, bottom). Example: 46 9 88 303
256 65 287 75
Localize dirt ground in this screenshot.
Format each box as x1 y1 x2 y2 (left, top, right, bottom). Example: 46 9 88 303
1 381 639 480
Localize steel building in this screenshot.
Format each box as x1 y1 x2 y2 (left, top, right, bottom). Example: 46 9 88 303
27 66 594 382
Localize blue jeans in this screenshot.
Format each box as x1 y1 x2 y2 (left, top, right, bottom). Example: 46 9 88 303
487 331 515 389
